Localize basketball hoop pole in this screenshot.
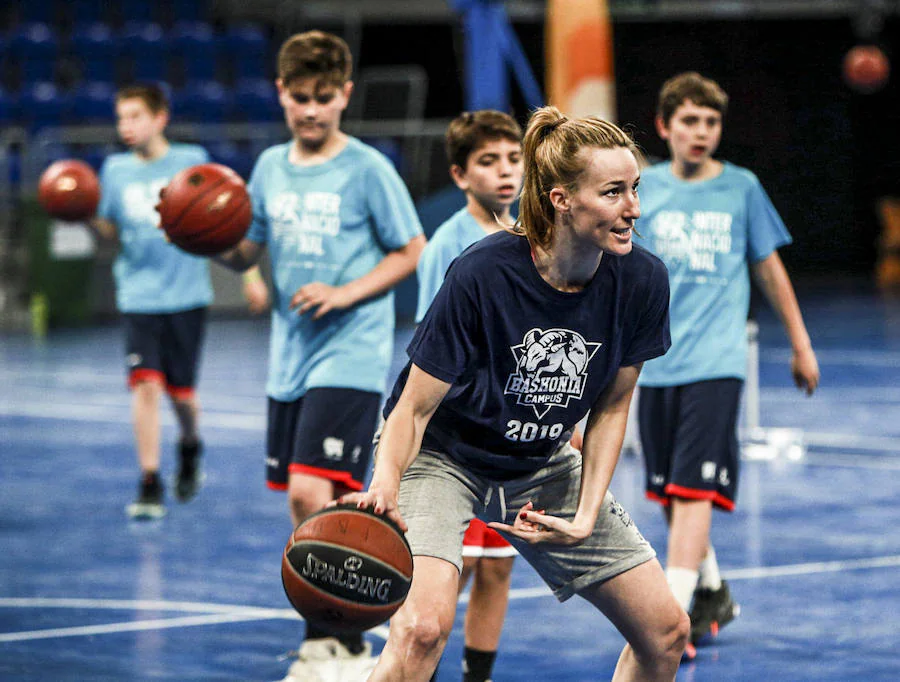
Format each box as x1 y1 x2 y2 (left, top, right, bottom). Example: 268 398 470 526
740 320 806 461
743 320 761 433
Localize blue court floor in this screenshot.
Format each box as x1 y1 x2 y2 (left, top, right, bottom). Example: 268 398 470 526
2 280 899 681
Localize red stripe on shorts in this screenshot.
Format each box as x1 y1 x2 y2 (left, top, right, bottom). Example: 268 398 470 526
166 385 195 400
287 464 364 491
664 483 735 511
129 369 165 389
645 490 670 506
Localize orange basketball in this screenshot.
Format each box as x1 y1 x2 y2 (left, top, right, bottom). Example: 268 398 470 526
38 159 100 222
156 163 251 256
281 504 414 633
842 45 890 94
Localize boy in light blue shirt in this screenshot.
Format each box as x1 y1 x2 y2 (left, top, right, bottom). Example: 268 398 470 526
91 83 212 521
215 31 424 681
636 72 820 655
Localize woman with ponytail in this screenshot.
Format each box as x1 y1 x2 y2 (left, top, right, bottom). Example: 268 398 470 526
339 106 689 680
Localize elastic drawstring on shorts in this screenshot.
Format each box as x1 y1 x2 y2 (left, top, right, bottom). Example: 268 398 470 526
482 485 508 520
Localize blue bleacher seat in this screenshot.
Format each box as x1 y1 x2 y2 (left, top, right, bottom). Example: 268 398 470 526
42 142 74 165
361 137 404 173
70 22 118 84
10 23 60 83
223 23 269 80
207 140 254 180
19 82 69 130
82 143 119 172
232 78 280 122
170 20 217 82
176 80 230 122
121 22 168 82
70 80 116 123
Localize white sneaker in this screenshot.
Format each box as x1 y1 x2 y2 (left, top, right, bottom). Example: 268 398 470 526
280 638 377 682
333 640 378 682
281 637 340 682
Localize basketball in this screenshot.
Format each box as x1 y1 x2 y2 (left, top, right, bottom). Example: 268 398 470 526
156 163 251 256
281 504 414 633
842 45 890 94
38 159 100 222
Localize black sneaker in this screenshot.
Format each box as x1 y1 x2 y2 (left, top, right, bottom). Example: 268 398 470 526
175 439 203 502
689 579 740 644
126 472 166 520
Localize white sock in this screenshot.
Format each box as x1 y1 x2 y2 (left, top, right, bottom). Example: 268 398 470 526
666 567 699 612
698 545 722 591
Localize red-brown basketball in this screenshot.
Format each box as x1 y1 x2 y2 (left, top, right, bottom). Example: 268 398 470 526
38 159 100 222
156 163 251 256
282 504 414 633
843 45 890 94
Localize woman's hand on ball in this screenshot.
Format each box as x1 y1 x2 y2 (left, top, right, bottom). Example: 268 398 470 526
335 486 407 532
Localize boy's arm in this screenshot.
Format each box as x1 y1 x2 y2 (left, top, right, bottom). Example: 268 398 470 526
291 234 426 319
241 265 269 314
214 238 264 272
87 217 118 243
751 251 820 395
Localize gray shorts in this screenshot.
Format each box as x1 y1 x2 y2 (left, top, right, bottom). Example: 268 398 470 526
397 444 655 602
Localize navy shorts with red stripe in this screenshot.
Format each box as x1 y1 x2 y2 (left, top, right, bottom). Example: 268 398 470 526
266 388 381 493
124 307 207 398
638 378 742 511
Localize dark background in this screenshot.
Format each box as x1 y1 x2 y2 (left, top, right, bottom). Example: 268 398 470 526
355 15 900 277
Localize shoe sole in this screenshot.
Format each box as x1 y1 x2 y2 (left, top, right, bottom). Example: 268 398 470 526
126 503 167 520
692 602 740 644
174 471 206 503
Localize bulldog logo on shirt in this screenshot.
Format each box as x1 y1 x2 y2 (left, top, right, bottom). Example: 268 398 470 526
504 328 601 418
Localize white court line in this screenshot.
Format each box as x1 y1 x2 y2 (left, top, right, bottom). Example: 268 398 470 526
762 348 900 367
0 597 287 614
805 431 900 453
761 386 900 402
723 554 900 580
804 453 900 470
0 612 290 643
3 554 898 643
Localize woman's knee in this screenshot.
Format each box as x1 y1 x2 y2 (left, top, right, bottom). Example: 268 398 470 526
391 606 452 655
641 607 690 666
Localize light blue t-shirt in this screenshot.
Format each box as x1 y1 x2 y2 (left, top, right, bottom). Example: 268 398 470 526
97 144 213 313
415 207 489 323
246 137 424 401
637 161 791 386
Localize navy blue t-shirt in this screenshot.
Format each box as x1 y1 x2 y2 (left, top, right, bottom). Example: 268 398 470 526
385 230 671 479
